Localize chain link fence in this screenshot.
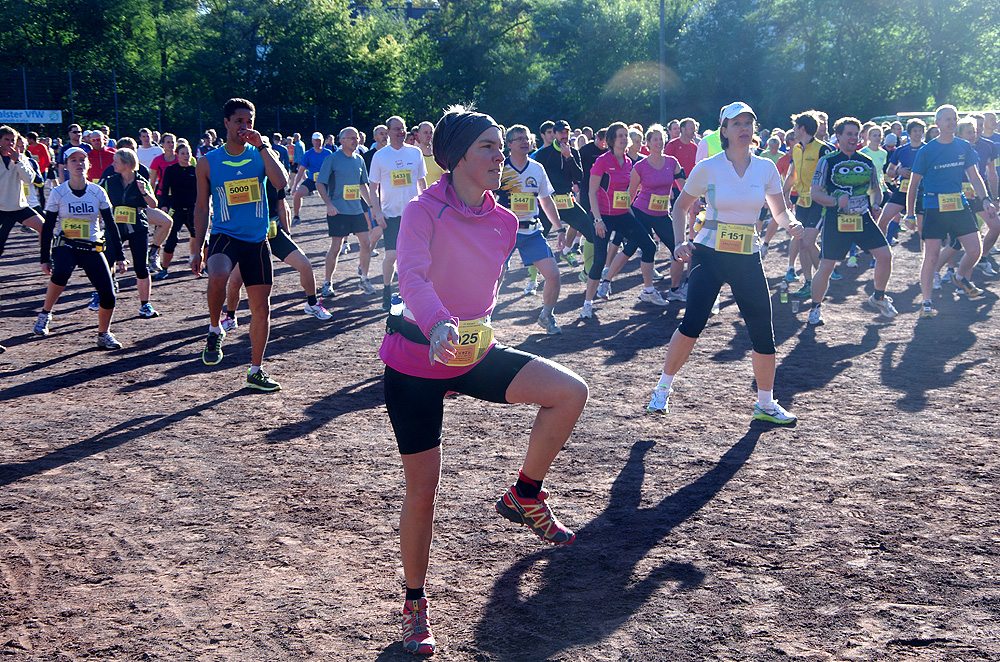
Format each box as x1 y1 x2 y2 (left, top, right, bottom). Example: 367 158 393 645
2 67 358 144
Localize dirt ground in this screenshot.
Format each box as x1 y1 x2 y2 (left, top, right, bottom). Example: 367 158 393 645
1 193 998 662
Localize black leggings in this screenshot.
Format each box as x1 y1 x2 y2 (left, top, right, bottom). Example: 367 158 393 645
628 207 675 257
678 244 775 354
120 225 150 278
607 210 656 263
164 207 195 254
50 245 116 310
384 344 535 455
557 203 607 280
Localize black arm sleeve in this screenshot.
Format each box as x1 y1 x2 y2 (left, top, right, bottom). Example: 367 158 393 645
101 207 124 263
40 211 57 263
563 148 584 184
160 167 172 210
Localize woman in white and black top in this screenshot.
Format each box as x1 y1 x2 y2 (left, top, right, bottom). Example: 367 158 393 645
35 147 126 348
646 102 805 424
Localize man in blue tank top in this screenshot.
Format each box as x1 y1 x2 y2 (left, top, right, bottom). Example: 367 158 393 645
192 98 288 391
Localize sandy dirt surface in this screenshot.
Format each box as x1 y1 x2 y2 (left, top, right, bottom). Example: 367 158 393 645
1 193 998 661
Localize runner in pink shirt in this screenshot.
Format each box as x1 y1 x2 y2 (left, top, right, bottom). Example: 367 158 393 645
380 105 588 657
603 124 687 300
585 122 667 316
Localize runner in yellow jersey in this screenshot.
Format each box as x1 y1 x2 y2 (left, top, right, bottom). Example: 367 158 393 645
782 111 831 299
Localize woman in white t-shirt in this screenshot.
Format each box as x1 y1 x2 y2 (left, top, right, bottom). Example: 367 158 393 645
33 147 127 348
646 102 804 424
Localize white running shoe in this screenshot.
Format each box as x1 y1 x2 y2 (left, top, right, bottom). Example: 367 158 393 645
524 280 538 295
807 304 824 326
359 277 377 294
340 242 350 255
537 312 562 335
665 288 687 302
579 303 594 319
318 282 335 297
753 400 796 424
638 289 668 306
221 315 239 332
97 331 123 350
596 280 611 299
866 295 898 318
33 311 52 336
977 261 997 276
647 386 670 414
710 295 721 315
932 272 942 290
304 302 333 320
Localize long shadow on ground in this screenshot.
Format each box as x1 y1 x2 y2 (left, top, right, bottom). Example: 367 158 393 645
470 427 763 661
0 390 246 487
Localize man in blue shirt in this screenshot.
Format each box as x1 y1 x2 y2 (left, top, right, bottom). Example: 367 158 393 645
906 104 998 317
192 97 288 390
292 132 332 224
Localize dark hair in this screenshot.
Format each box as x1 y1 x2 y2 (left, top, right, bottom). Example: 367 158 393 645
791 111 818 136
27 131 39 140
222 98 255 120
596 128 608 141
539 120 554 135
833 116 861 136
0 125 16 140
906 118 926 135
606 122 629 156
117 137 137 150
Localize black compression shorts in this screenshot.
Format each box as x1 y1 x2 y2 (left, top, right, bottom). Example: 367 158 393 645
384 344 535 455
207 233 273 287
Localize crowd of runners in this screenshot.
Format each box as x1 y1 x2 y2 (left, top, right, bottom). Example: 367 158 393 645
1 98 998 655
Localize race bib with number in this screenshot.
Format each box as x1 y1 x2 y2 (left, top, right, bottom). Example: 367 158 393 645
342 184 360 201
436 317 494 367
391 169 412 188
114 206 136 225
268 219 278 239
225 177 262 206
899 178 909 193
648 194 669 212
837 213 863 233
613 190 630 210
939 192 962 212
962 182 975 198
61 218 90 240
797 192 812 208
716 222 754 254
553 194 572 210
510 193 536 214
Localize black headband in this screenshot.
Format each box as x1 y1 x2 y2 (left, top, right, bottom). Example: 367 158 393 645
432 111 500 172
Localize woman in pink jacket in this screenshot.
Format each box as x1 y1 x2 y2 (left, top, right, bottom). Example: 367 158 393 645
379 106 588 655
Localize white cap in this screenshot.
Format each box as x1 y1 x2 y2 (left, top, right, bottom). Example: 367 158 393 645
884 133 898 146
63 146 87 159
311 131 323 141
720 102 757 124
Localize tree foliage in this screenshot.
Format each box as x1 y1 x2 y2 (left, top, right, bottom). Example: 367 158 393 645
2 0 999 137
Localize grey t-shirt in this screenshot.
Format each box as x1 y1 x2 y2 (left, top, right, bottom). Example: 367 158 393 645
318 149 369 215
